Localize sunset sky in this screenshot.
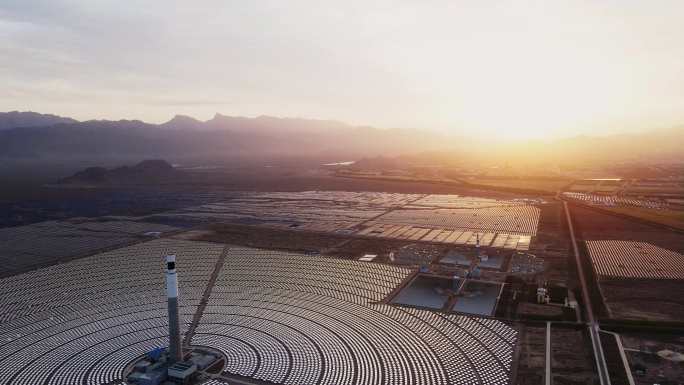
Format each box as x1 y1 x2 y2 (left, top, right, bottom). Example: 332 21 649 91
1 1 683 139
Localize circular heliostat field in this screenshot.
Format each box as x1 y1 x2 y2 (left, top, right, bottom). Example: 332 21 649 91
0 239 517 385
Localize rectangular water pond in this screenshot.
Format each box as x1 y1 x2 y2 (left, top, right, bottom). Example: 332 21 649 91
451 280 502 316
478 254 505 270
391 275 452 310
440 250 471 267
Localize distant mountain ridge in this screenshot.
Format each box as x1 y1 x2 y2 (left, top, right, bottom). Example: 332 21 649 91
0 111 78 130
0 111 681 164
0 112 448 161
161 113 371 134
59 159 177 185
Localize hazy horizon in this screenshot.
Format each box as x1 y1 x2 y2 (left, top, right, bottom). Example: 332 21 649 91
2 1 684 140
3 109 682 140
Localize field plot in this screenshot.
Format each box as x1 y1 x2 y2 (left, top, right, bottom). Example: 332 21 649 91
196 247 518 385
360 225 533 251
623 180 684 197
357 199 539 251
0 238 222 385
551 328 600 385
513 326 545 385
566 179 625 194
586 240 684 280
562 192 667 210
148 192 541 250
252 191 422 206
0 219 179 277
149 194 392 234
622 333 684 384
462 178 570 193
373 206 540 235
412 194 542 209
598 279 684 322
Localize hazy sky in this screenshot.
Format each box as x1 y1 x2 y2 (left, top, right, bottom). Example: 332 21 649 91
1 1 683 139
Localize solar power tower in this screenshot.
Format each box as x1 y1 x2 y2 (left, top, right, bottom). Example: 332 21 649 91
165 254 183 363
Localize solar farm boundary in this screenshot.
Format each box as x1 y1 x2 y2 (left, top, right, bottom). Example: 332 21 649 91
564 199 684 235
0 224 191 279
333 173 558 196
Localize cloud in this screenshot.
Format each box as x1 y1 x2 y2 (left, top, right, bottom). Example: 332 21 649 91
141 97 233 107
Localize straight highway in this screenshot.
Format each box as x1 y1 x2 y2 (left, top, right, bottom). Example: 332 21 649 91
563 201 612 385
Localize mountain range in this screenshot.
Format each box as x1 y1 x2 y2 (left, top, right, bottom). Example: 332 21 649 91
0 111 682 165
0 112 449 162
0 111 77 130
